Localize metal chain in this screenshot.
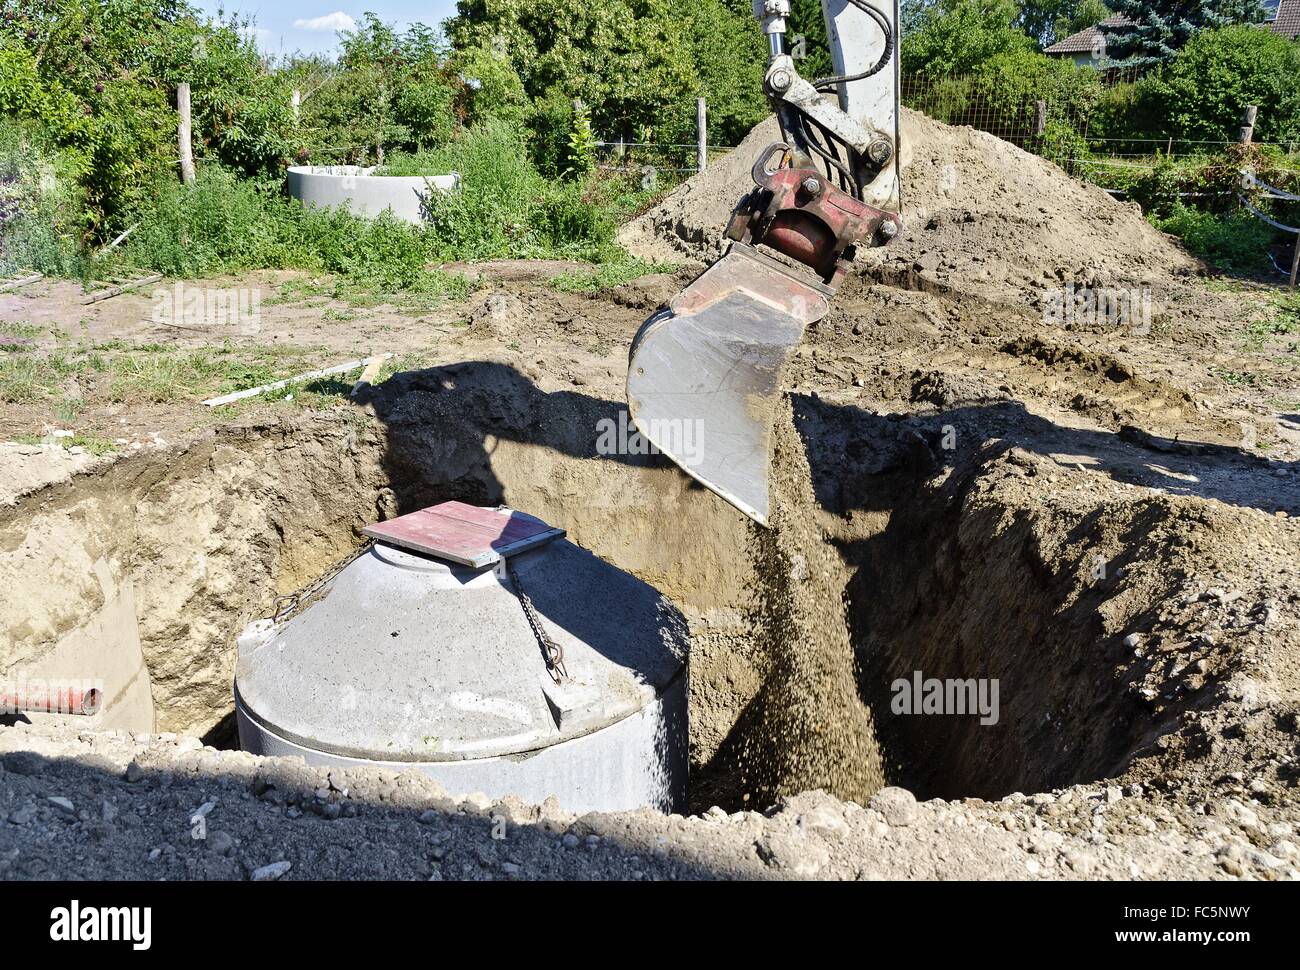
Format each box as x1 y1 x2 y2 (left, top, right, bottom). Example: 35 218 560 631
505 556 568 684
273 539 375 623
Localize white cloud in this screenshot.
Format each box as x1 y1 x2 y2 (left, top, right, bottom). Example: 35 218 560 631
293 12 355 32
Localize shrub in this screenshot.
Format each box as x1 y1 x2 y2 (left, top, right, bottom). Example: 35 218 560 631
419 121 547 258
125 167 305 276
1151 202 1275 274
524 88 576 179
0 118 85 275
1037 119 1092 170
1141 26 1300 144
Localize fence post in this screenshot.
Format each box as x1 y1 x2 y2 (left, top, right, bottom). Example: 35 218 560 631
291 89 301 120
697 98 708 173
1290 231 1299 288
1240 105 1257 145
1035 100 1046 136
177 82 196 186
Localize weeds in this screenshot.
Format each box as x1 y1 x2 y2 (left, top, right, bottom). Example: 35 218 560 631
15 432 116 456
1150 204 1275 275
0 342 323 405
1213 366 1271 388
0 320 41 351
0 355 49 402
1243 294 1300 351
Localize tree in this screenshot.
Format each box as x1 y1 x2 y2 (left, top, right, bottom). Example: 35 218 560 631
1100 0 1268 68
1139 24 1300 141
443 0 764 146
1017 0 1111 47
788 0 833 81
902 0 1035 74
300 13 459 165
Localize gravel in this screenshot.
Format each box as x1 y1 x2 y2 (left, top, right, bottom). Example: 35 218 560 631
4 722 1296 881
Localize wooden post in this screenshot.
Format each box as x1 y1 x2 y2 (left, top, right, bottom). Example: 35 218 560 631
291 89 301 120
177 82 196 185
1166 136 1173 158
1290 231 1299 288
1240 105 1257 145
1035 100 1046 136
696 98 708 172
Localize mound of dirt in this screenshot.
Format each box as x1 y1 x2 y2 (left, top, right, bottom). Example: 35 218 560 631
619 108 1201 306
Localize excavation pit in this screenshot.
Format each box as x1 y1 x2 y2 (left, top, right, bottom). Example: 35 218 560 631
0 364 1287 815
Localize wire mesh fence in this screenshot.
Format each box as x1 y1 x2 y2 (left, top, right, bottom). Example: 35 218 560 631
901 71 1300 192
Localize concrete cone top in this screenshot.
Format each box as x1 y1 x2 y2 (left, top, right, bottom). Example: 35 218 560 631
234 535 688 763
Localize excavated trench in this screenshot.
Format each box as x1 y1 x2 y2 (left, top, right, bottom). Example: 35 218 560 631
0 363 1237 811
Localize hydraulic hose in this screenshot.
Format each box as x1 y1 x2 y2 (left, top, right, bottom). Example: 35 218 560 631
812 0 893 92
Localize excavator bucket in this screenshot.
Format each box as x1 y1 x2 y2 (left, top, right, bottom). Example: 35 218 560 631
626 243 833 525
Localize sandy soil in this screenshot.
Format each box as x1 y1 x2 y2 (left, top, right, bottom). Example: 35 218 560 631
2 108 1298 880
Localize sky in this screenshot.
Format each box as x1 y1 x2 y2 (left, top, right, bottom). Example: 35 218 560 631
193 2 462 58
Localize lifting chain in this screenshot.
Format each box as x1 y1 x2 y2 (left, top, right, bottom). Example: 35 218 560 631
505 556 568 684
273 539 375 623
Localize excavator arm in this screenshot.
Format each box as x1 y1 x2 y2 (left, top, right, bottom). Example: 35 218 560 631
626 0 903 524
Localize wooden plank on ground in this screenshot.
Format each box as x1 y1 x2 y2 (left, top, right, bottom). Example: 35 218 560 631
80 274 162 305
0 273 43 293
201 353 392 407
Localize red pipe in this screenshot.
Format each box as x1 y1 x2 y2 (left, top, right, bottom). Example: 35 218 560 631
0 686 102 716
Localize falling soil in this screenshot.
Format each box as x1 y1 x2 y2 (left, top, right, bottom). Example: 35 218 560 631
726 402 886 807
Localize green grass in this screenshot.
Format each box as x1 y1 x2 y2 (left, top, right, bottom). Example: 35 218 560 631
264 278 332 305
0 320 42 352
0 342 325 405
1243 294 1300 350
1273 292 1300 330
15 432 116 456
0 356 52 403
1201 277 1265 294
549 258 677 293
370 352 431 384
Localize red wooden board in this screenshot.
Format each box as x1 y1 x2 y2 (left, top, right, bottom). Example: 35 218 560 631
363 501 564 567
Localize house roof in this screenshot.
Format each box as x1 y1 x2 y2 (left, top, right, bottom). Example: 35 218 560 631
1272 0 1300 38
1043 16 1131 56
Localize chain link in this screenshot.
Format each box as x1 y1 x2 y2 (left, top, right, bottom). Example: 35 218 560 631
505 556 568 684
273 539 375 623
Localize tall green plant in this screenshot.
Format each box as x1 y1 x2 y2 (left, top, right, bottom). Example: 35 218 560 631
564 100 597 179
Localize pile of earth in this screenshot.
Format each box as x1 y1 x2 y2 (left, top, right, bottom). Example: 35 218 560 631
619 108 1202 309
